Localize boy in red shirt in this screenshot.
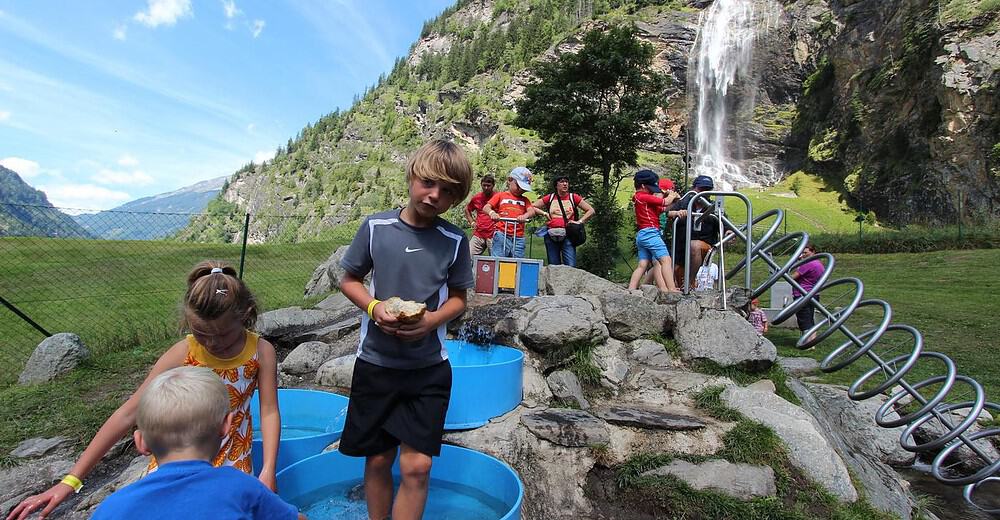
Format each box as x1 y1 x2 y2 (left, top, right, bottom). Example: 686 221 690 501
482 167 546 258
628 169 679 292
464 175 496 256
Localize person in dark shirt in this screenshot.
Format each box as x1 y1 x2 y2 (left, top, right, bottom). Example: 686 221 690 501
666 175 719 288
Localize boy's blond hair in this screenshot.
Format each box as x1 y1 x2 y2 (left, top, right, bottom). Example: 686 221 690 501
137 366 228 458
406 140 473 206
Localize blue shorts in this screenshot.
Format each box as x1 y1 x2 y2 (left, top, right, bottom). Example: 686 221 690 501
636 227 670 261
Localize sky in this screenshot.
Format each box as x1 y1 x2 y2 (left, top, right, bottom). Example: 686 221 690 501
0 0 454 211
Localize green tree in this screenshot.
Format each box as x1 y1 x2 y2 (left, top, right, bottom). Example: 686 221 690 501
515 25 666 275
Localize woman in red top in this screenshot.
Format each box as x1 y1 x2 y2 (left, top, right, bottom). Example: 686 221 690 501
532 176 595 266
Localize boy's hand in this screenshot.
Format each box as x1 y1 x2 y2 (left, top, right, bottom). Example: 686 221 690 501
395 311 439 342
7 483 73 520
371 302 403 336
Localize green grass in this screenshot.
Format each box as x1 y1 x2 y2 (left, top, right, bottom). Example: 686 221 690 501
938 0 1000 24
761 249 1000 403
0 237 344 387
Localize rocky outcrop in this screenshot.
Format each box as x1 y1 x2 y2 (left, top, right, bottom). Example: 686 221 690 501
18 333 90 385
642 459 778 499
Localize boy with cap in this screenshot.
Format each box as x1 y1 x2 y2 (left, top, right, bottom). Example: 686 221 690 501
666 174 720 288
92 366 303 520
628 169 679 292
482 166 547 258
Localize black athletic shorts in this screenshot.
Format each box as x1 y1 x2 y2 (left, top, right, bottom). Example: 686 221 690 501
339 358 452 458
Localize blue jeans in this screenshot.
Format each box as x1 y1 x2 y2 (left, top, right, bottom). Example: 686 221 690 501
491 231 525 258
544 236 576 266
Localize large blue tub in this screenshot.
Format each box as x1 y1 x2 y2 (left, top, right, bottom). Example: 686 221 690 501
250 388 350 474
276 444 523 519
444 340 523 430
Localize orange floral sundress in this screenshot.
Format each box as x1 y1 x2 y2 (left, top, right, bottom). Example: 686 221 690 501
147 331 260 474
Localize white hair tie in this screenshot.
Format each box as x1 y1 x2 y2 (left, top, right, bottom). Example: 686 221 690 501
216 289 228 296
210 267 223 274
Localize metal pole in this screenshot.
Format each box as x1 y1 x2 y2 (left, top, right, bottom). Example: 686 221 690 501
0 295 51 337
239 212 250 279
683 126 690 191
958 190 963 242
717 198 727 310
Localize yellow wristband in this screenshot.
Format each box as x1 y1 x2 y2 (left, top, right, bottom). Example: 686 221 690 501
366 299 381 319
61 474 83 493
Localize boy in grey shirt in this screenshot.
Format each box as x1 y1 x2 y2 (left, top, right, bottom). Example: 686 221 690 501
338 140 474 520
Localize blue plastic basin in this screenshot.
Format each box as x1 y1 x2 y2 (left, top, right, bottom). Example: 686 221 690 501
444 340 523 430
276 444 523 519
250 388 350 474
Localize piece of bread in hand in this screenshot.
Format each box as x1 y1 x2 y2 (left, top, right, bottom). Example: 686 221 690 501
383 297 427 324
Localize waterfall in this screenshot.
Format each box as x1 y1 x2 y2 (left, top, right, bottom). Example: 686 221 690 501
691 0 758 191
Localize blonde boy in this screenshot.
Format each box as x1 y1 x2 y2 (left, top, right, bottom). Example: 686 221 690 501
92 367 302 519
338 140 474 520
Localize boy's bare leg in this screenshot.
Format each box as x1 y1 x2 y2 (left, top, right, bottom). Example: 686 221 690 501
365 448 397 520
659 256 678 292
392 444 433 520
628 259 651 290
650 258 668 292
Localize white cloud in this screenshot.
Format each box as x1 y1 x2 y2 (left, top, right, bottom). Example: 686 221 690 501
246 123 255 133
0 110 9 121
93 168 154 186
37 183 131 212
134 0 193 28
117 154 139 167
250 19 265 38
254 150 275 164
222 0 241 19
113 24 127 41
0 157 40 178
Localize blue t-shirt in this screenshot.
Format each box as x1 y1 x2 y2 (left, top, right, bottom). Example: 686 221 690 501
340 209 474 370
92 460 298 520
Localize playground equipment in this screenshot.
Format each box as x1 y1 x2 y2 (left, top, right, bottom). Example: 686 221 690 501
685 192 1000 512
474 256 542 297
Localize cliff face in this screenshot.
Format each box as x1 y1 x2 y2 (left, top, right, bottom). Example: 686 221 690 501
185 0 999 242
782 0 999 224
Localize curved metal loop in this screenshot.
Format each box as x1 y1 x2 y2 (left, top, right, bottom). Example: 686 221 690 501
721 192 999 508
964 475 1000 514
819 299 893 373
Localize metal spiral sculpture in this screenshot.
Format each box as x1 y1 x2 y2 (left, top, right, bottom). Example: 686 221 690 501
692 195 999 512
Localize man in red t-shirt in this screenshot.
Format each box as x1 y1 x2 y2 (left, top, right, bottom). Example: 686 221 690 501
464 175 496 256
482 167 546 258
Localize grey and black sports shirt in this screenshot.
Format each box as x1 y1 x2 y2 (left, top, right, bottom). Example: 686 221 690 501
340 209 473 369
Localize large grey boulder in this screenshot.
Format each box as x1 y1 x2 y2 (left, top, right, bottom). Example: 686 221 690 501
642 459 777 499
304 245 355 297
279 340 352 376
10 437 73 459
0 453 74 516
599 291 673 341
591 338 630 390
19 333 90 385
721 384 858 502
315 354 357 389
789 380 915 519
546 370 590 409
256 307 359 347
542 265 626 297
520 408 610 447
516 296 609 355
674 308 776 371
628 339 675 368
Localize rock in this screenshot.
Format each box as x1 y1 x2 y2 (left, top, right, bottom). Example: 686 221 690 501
304 246 368 297
19 333 90 385
279 341 336 376
625 367 734 408
313 292 356 314
628 339 674 368
74 455 149 513
592 339 630 390
790 380 915 519
446 407 597 518
593 406 705 431
0 453 74 516
721 384 858 501
521 408 610 447
517 296 609 355
521 353 554 407
315 354 357 389
643 459 777 499
778 356 820 376
546 370 590 409
674 308 776 371
600 291 673 341
747 379 776 394
10 437 73 459
543 265 626 297
255 307 358 347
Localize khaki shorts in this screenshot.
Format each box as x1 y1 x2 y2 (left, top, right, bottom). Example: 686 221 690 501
470 235 492 256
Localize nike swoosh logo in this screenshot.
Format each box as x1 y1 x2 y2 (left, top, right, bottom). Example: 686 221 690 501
405 247 423 253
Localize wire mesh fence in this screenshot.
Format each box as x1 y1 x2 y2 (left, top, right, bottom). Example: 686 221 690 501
0 203 343 388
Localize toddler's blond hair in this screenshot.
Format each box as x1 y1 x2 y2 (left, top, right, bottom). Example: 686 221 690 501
137 366 228 458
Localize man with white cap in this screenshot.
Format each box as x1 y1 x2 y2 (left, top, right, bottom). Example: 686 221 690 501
482 166 547 258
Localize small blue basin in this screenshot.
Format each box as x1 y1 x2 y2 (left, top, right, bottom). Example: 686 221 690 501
276 444 523 519
445 340 523 430
250 388 350 474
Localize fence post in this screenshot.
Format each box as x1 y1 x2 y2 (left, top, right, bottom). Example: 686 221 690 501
239 212 251 279
0 295 51 337
958 190 963 243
